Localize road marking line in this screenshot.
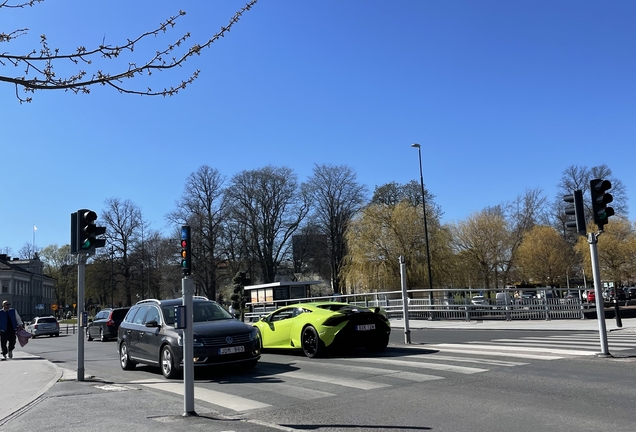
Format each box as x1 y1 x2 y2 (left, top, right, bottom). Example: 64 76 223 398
460 343 596 356
490 339 632 350
338 357 488 374
407 354 527 367
132 379 271 411
406 344 563 360
276 371 390 390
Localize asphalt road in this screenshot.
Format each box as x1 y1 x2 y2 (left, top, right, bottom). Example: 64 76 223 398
17 326 636 432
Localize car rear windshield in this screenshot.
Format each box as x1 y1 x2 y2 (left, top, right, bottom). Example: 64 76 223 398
317 304 371 313
112 309 128 320
39 317 57 323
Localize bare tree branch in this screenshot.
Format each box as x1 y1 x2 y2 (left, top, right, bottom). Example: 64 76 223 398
1 0 258 102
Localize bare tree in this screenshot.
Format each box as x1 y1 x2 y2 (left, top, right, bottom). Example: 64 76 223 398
1 0 258 102
102 197 144 306
302 164 367 293
167 165 228 301
557 164 628 223
225 166 310 283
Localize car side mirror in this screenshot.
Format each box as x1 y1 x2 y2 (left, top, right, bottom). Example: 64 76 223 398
145 320 160 328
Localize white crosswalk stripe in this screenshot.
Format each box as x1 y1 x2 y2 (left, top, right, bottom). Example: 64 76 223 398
128 333 636 414
424 333 636 360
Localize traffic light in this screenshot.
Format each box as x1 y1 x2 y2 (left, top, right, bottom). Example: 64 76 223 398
74 209 107 253
180 225 191 276
590 179 614 230
563 190 586 237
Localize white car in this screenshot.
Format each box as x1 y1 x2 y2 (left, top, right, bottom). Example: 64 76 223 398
471 296 490 306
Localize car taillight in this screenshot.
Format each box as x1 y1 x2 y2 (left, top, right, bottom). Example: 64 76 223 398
34 324 39 329
106 319 115 326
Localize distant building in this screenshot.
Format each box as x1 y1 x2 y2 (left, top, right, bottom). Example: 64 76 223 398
0 253 57 320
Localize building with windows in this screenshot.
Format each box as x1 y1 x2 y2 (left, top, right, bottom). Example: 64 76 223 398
0 253 56 320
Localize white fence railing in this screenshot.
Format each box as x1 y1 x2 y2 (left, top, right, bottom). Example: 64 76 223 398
244 289 589 322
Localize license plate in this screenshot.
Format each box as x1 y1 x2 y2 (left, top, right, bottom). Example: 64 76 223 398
356 324 375 331
219 346 245 355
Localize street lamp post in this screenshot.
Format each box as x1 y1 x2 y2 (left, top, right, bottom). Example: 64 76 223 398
411 143 434 316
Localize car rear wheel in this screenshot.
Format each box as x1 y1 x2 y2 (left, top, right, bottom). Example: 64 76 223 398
301 326 324 358
161 345 180 379
99 329 106 342
86 329 93 341
119 342 136 370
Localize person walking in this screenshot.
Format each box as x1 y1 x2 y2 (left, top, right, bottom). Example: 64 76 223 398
0 300 23 359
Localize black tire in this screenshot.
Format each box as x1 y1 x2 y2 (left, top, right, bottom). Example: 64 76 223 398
119 342 136 370
54 333 59 337
301 326 325 358
86 329 93 341
161 345 180 379
99 329 106 342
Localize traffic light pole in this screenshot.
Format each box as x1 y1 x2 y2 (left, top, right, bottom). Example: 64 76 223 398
588 232 609 356
77 253 87 381
182 276 196 416
399 256 411 344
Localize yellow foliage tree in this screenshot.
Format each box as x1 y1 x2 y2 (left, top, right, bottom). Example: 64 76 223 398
575 218 636 287
516 225 572 286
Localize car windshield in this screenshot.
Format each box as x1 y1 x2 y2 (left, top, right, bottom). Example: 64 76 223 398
161 301 232 325
39 317 57 323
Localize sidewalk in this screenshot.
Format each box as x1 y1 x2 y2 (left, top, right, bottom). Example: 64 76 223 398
391 316 636 332
2 317 634 431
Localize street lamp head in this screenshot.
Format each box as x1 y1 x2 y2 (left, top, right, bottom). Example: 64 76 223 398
411 143 421 149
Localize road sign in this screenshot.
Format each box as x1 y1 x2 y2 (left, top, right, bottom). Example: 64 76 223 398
36 304 44 310
51 304 58 311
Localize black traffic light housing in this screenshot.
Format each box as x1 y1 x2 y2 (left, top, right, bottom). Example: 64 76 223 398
563 190 586 237
590 178 614 230
180 225 192 275
71 209 107 254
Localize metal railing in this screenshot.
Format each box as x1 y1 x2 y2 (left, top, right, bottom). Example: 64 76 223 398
244 289 590 322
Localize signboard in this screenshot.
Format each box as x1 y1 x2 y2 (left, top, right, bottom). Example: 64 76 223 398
51 304 58 311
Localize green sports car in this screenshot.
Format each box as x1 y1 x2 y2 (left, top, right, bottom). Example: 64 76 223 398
252 301 391 358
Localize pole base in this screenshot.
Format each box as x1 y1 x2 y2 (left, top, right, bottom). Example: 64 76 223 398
182 411 198 417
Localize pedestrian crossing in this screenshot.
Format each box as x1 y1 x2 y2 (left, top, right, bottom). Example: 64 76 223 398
129 332 636 415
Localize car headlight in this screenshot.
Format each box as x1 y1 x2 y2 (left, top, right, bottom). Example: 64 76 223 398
250 327 260 341
193 335 204 347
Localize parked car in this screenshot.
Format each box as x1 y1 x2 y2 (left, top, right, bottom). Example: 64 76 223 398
471 296 490 306
603 288 626 301
117 297 260 379
495 292 512 307
86 307 130 342
625 287 636 300
252 302 391 358
520 291 536 300
26 316 60 338
587 290 596 303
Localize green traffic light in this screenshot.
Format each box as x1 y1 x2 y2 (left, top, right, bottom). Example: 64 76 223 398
81 239 91 249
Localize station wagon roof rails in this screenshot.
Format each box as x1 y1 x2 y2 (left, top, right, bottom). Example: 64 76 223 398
135 299 161 304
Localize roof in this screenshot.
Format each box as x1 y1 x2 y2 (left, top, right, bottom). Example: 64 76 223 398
244 281 323 290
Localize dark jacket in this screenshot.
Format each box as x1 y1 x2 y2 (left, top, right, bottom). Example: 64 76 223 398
0 308 22 333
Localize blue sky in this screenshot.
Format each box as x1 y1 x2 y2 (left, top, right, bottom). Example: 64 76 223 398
1 0 634 255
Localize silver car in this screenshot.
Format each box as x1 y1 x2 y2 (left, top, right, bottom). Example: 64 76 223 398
27 316 60 338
